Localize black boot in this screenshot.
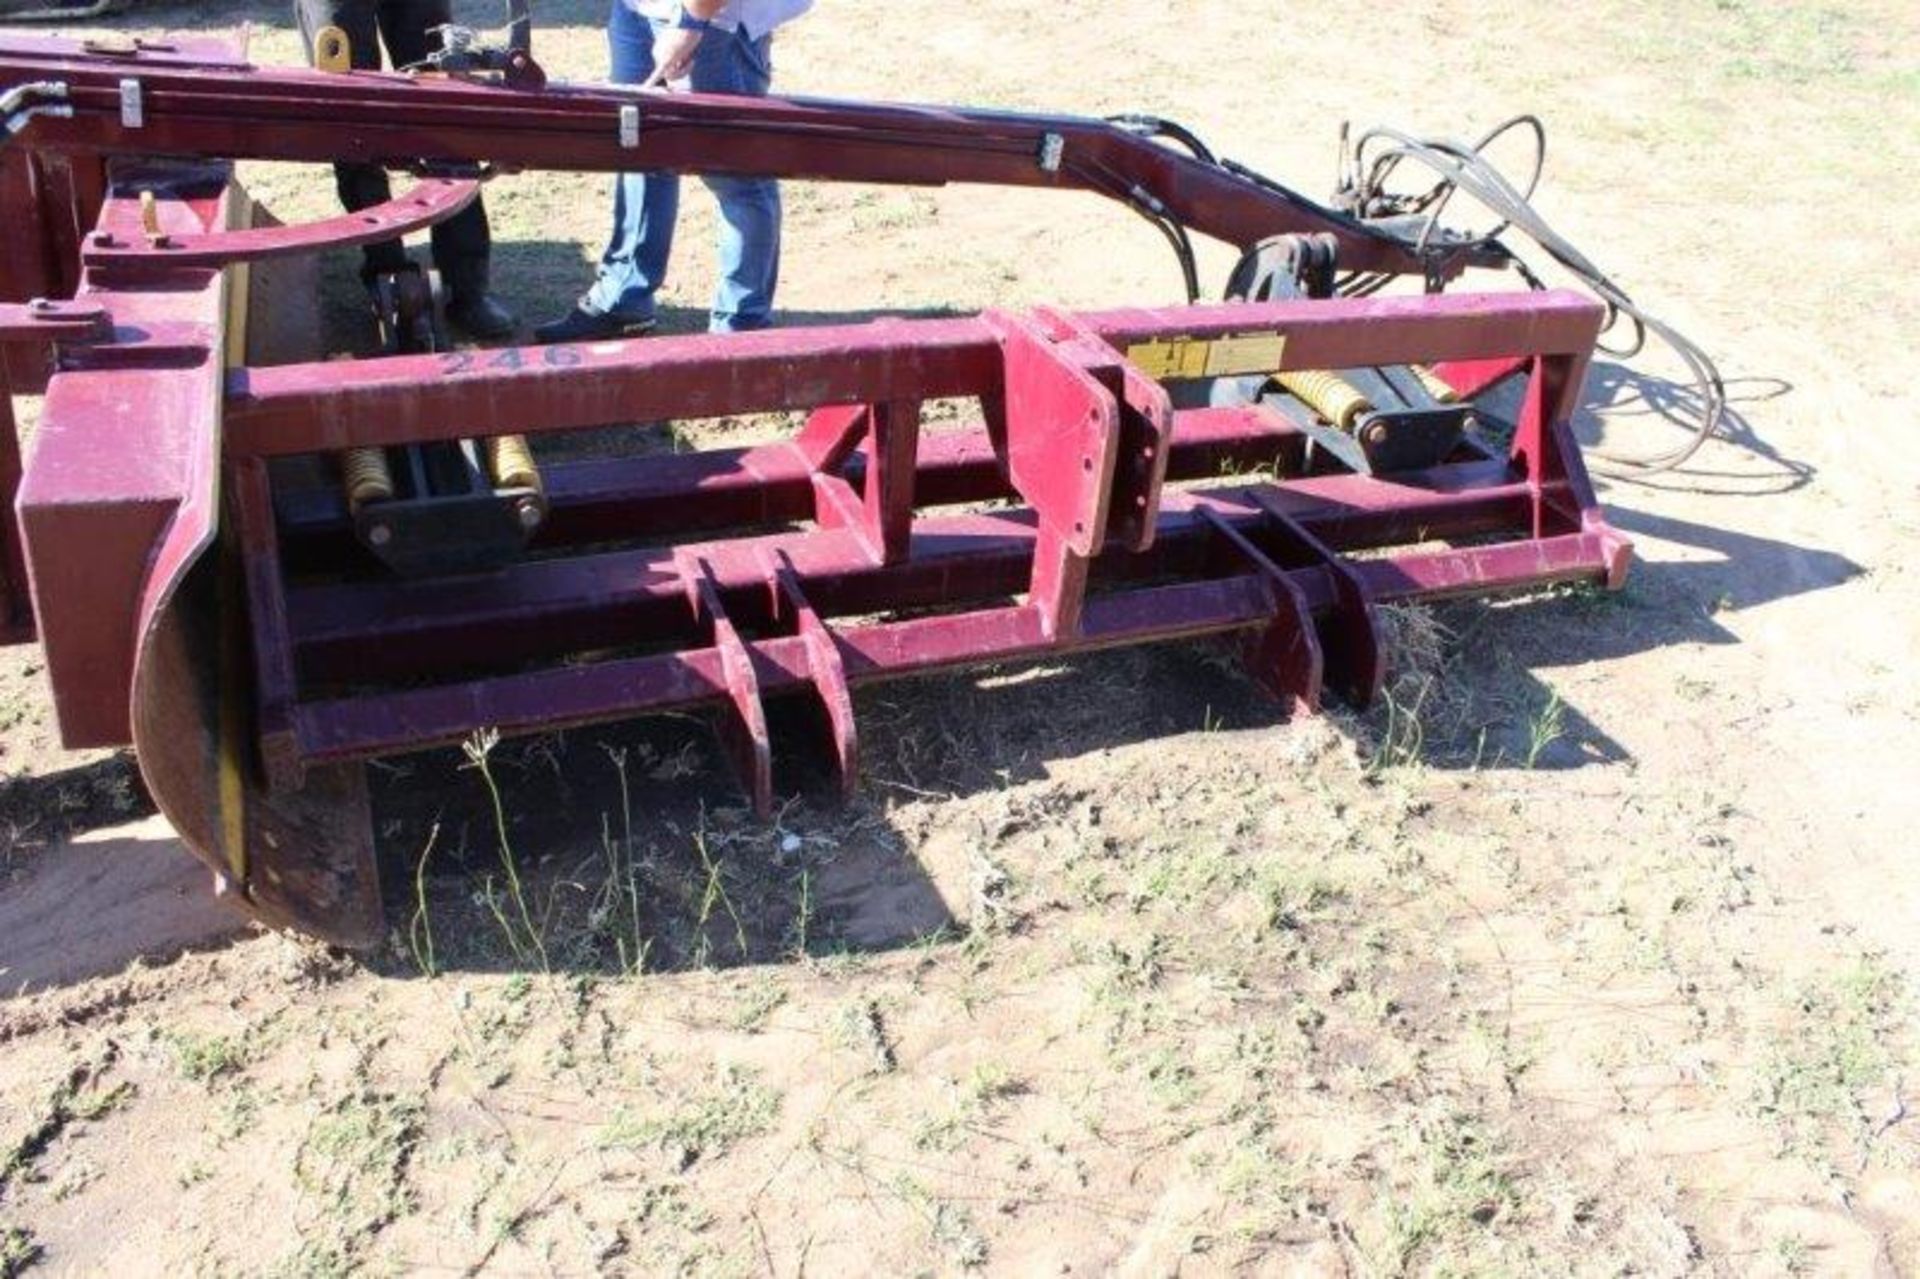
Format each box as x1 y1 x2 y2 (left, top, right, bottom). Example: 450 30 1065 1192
442 258 518 341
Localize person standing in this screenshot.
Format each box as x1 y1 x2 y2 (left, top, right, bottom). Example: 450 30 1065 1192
536 0 812 342
294 0 518 339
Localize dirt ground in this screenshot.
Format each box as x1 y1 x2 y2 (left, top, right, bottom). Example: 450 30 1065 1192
3 0 1919 1274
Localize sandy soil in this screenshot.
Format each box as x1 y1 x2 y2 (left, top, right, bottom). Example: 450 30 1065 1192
1 0 1917 1275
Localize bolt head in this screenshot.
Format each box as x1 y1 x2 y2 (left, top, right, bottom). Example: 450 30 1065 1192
367 523 393 547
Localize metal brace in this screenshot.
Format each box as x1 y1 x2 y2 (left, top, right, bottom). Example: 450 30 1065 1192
118 77 143 130
619 103 640 149
419 0 543 87
1037 131 1064 174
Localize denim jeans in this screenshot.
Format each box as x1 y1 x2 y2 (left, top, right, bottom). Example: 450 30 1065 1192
584 1 781 333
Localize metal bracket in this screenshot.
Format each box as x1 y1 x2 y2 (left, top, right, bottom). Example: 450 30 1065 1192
764 552 859 801
1245 489 1385 706
1199 506 1324 714
619 103 640 149
81 176 481 269
118 76 143 129
421 1 545 89
678 554 774 818
1037 131 1064 173
0 298 111 345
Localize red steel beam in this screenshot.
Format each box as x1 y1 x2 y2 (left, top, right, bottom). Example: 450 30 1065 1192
0 33 1456 272
284 468 1546 687
290 526 1619 766
80 175 479 269
224 291 1604 456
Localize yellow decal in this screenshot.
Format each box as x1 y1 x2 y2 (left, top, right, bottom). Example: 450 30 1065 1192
1126 331 1286 380
1202 332 1287 377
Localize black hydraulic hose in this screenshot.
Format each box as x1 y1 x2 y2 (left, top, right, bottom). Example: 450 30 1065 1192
1341 118 1725 474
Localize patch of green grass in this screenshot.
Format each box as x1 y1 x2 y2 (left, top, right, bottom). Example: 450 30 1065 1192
1215 1138 1304 1248
831 997 895 1075
890 1173 989 1270
293 1090 426 1258
1144 1044 1200 1109
913 1063 1026 1151
1753 954 1909 1159
1773 1231 1813 1276
0 1225 42 1278
728 975 789 1033
597 1065 779 1165
215 1083 262 1144
165 1030 250 1084
1380 1105 1520 1275
1 1059 134 1194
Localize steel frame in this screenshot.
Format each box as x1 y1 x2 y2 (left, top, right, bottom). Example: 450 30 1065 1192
0 35 1630 944
241 291 1624 787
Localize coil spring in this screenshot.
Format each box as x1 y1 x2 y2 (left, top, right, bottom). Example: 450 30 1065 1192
486 434 542 494
341 447 394 511
1276 369 1371 432
1413 364 1460 404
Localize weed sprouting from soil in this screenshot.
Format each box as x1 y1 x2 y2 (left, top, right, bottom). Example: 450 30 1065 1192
407 821 442 979
1379 1104 1521 1274
1364 603 1452 773
691 824 750 967
165 1029 251 1084
462 728 549 973
597 745 651 975
1 1052 133 1197
1523 690 1566 768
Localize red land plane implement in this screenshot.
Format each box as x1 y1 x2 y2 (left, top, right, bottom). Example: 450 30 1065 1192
0 29 1628 944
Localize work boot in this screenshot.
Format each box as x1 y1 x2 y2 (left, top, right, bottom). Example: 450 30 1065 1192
534 303 657 345
442 259 518 341
447 292 518 340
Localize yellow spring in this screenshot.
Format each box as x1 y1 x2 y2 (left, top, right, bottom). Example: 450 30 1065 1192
1276 369 1371 432
1413 363 1460 404
486 434 542 494
341 447 394 511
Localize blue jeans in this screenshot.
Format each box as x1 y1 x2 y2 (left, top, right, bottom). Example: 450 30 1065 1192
585 2 781 333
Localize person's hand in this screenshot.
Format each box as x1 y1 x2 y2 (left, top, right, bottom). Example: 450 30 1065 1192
643 27 705 88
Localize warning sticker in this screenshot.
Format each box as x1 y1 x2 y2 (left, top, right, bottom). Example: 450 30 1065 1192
1125 331 1287 380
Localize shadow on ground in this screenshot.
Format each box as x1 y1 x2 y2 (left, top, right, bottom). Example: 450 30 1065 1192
1379 499 1862 771
1578 361 1810 497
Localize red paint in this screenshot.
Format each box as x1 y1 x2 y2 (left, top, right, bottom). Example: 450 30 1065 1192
0 37 1633 943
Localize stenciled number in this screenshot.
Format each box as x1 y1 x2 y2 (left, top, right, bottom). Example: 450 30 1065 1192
439 346 584 375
